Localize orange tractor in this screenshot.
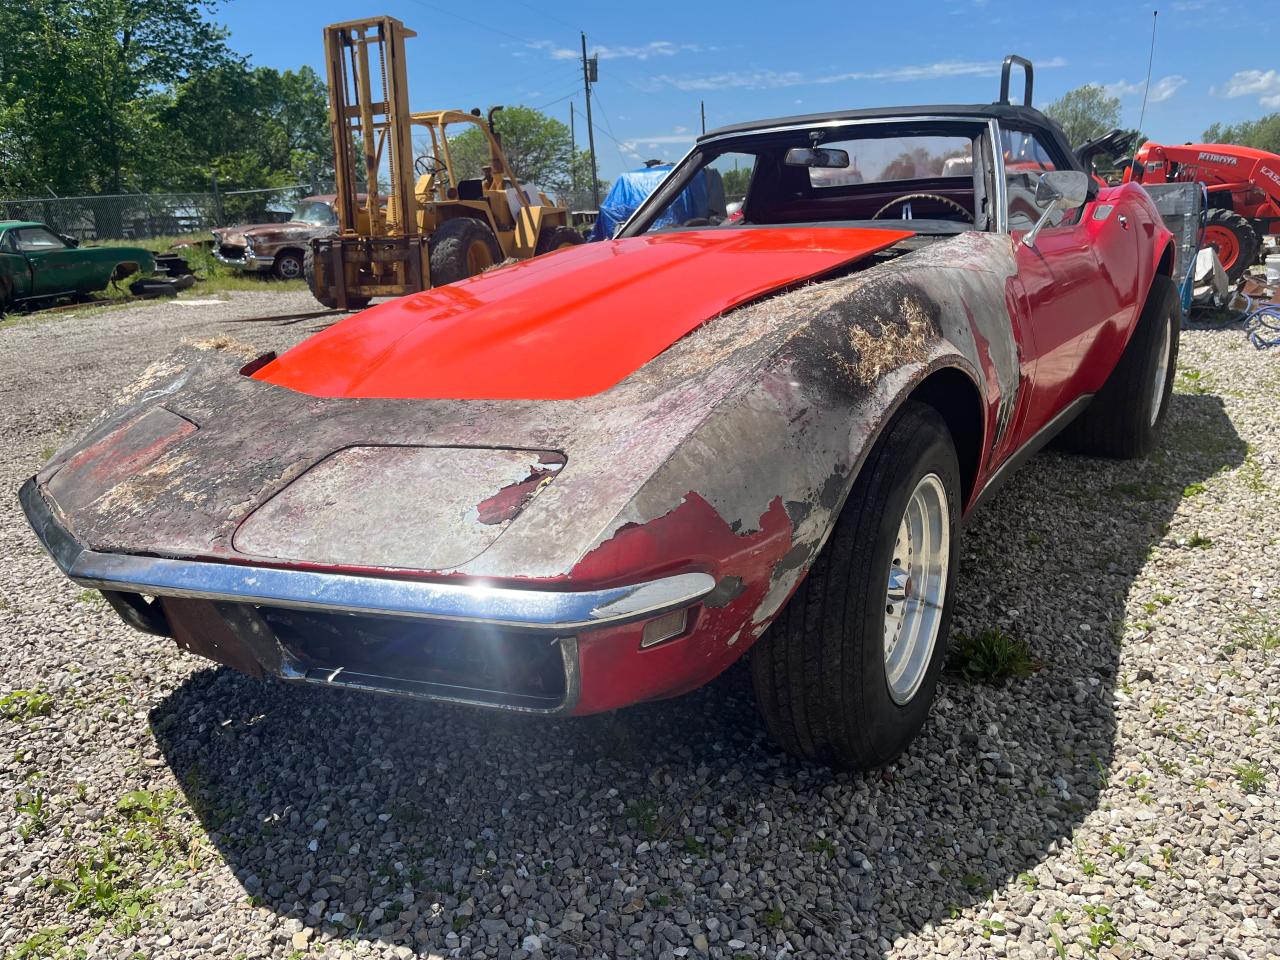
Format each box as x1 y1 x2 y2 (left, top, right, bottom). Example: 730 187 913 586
1127 141 1280 282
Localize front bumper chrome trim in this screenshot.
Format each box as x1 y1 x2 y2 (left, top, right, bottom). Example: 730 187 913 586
19 479 715 632
212 249 275 271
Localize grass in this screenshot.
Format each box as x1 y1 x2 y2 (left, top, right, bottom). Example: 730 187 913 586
760 908 784 930
948 628 1039 683
805 837 837 858
89 235 307 297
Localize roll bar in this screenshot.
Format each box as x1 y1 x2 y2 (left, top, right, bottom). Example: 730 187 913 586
999 55 1034 107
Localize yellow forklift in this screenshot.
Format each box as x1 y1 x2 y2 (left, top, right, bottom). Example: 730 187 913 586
307 16 582 309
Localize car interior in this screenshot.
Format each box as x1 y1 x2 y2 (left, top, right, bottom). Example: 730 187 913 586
632 119 1023 237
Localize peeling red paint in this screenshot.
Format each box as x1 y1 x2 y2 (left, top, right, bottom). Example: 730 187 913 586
571 492 794 713
475 455 565 525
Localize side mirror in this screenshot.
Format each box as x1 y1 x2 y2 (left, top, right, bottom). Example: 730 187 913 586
784 147 851 169
1024 170 1089 247
60 234 80 248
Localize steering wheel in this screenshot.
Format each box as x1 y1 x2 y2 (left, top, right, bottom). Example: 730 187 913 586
414 154 444 177
872 192 971 222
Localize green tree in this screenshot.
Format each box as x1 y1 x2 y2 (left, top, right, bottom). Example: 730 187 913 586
1203 115 1280 154
1044 84 1122 148
443 106 576 195
158 64 330 191
0 0 235 197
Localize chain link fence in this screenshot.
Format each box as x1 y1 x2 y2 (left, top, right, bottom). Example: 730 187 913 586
0 184 333 242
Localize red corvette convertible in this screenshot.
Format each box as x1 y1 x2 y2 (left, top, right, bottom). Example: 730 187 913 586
21 59 1177 769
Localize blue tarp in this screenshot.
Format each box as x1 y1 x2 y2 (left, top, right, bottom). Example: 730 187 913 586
589 164 710 241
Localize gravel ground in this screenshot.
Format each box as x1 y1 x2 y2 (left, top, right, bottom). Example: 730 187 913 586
1 292 1277 960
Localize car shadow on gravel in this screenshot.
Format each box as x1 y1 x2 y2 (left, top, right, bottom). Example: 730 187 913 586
150 392 1243 958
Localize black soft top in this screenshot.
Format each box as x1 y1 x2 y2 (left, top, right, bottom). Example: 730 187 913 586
700 102 1082 173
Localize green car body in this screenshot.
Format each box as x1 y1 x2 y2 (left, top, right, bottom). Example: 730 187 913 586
0 221 155 309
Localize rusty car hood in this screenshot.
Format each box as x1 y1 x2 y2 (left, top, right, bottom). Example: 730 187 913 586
254 227 913 401
30 225 952 584
212 221 329 244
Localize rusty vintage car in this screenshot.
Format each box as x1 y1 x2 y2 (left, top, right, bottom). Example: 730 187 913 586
211 196 344 280
21 59 1179 769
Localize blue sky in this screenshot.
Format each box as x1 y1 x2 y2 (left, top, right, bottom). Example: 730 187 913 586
217 0 1279 181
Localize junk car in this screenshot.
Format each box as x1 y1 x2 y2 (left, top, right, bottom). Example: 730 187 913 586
0 222 154 311
211 196 345 280
22 58 1179 769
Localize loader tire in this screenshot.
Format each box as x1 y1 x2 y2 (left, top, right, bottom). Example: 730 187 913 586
304 247 370 311
428 218 502 286
1204 209 1258 283
535 225 585 256
1057 274 1179 459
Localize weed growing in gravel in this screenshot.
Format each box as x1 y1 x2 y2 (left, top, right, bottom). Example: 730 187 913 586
979 917 1006 940
15 788 49 839
805 837 837 858
75 588 105 605
1235 762 1267 794
948 629 1039 683
1177 367 1212 395
760 907 784 930
960 871 990 895
1016 871 1038 890
1082 904 1118 951
626 799 660 839
1184 531 1213 549
1230 617 1280 655
9 926 74 959
1 689 54 720
1182 480 1207 497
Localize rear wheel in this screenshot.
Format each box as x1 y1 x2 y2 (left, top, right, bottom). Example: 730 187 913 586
751 401 961 770
535 225 585 256
429 218 502 286
1204 208 1259 283
1057 274 1180 459
303 247 371 311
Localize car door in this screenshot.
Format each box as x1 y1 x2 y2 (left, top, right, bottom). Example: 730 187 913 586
11 226 88 296
1004 128 1134 440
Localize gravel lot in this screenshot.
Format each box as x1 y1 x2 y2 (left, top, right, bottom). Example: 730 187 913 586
1 292 1277 960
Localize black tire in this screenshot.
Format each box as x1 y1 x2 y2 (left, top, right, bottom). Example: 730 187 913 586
535 225 585 256
429 218 502 286
1205 208 1259 284
273 249 305 281
751 401 961 770
303 247 370 311
1057 274 1180 459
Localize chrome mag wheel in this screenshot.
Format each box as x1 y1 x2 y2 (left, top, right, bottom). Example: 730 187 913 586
883 473 951 705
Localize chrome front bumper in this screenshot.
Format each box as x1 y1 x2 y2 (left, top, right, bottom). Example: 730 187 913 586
212 248 275 272
20 478 715 711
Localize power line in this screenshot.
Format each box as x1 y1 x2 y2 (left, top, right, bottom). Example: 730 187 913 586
1138 10 1158 132
589 88 636 169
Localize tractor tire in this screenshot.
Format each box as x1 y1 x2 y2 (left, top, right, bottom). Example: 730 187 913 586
304 247 370 311
1057 274 1180 459
535 225 585 256
1204 209 1259 283
429 218 502 286
274 249 305 281
751 401 961 770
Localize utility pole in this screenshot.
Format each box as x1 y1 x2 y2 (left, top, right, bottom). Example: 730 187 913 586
580 32 600 209
569 103 577 206
700 100 706 136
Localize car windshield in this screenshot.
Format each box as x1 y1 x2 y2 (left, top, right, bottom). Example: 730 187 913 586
292 201 338 226
628 122 987 237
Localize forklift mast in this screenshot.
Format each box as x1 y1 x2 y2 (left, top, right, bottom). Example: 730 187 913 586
322 16 418 240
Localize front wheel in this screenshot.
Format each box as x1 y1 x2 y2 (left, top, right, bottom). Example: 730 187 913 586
751 401 961 770
274 250 304 281
429 218 502 286
303 247 371 311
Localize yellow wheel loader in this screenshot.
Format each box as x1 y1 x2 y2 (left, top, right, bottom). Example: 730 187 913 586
307 17 582 310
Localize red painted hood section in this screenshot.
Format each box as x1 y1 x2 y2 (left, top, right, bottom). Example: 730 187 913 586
254 226 913 400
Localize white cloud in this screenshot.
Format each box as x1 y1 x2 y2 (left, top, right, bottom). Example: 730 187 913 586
635 57 1067 93
1217 69 1280 107
1102 75 1186 103
528 39 714 62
